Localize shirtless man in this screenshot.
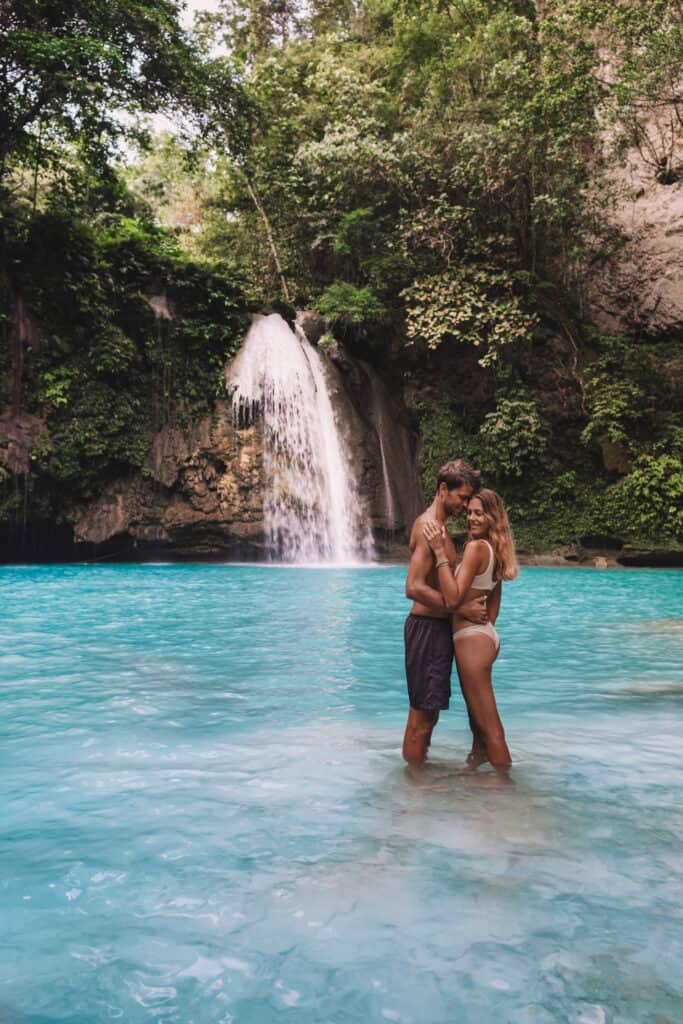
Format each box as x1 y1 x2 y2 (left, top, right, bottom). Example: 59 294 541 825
402 458 485 767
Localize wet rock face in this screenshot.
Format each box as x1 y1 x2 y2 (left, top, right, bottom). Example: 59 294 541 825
322 349 424 539
75 402 266 556
73 339 424 559
296 310 326 345
70 323 421 561
0 410 49 479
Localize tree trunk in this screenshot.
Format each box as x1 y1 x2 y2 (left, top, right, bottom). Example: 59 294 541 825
11 292 29 415
245 175 291 303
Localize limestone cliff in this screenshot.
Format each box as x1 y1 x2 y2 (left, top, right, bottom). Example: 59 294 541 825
584 128 683 338
70 329 423 559
73 404 265 556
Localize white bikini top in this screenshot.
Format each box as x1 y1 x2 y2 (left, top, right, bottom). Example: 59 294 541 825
454 540 497 592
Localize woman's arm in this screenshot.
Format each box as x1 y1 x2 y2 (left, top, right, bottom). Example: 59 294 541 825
486 580 502 625
422 522 487 612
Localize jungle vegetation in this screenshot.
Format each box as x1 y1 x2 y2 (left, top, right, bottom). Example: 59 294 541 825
1 0 682 553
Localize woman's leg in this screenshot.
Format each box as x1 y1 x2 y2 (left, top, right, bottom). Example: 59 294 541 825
465 701 488 768
458 671 487 765
455 636 511 771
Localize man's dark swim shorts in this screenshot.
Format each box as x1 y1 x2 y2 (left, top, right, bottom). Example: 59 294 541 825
404 614 453 711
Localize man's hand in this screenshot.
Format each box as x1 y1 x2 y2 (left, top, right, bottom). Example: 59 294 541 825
459 596 488 624
422 519 447 556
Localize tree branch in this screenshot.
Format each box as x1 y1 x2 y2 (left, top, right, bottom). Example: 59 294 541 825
245 173 291 303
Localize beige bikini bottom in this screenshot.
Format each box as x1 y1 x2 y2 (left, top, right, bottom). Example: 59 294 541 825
453 622 500 652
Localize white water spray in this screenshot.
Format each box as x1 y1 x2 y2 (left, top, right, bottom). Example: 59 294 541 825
227 314 375 563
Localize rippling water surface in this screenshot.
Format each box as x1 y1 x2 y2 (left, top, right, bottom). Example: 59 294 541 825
1 565 682 1024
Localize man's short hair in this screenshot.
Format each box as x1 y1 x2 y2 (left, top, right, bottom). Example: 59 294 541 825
436 458 481 492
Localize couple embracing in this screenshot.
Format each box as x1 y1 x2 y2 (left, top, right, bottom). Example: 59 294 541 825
403 458 518 775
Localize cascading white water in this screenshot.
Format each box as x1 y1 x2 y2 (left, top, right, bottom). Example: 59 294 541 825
369 375 397 529
227 314 375 563
364 366 424 536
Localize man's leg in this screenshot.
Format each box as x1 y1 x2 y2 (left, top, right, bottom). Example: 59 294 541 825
402 707 440 767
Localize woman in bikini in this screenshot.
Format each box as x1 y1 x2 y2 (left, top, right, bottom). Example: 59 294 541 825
423 489 518 772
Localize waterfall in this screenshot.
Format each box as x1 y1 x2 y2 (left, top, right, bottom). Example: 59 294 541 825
364 367 424 537
227 314 375 564
369 375 397 529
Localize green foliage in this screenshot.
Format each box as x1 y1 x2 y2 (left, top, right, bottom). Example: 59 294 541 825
581 335 680 457
0 0 199 185
316 281 386 328
170 0 614 348
2 203 246 510
416 402 612 550
417 383 549 495
402 269 536 366
90 326 137 375
416 404 481 500
39 369 74 409
582 376 648 452
34 375 153 488
333 208 376 257
479 396 549 478
600 2 683 182
3 0 683 552
509 471 606 550
416 376 683 548
122 134 211 252
604 455 683 540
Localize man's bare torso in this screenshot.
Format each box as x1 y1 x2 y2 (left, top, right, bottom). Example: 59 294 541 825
408 511 457 618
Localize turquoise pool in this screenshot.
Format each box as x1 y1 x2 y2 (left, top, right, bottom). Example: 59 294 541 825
1 565 682 1023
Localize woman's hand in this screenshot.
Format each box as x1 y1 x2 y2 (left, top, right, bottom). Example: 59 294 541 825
423 519 447 556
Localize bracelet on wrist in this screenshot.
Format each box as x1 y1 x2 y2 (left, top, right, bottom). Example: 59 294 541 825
435 558 449 569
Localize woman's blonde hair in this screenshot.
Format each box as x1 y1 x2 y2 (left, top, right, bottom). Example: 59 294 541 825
471 488 519 581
